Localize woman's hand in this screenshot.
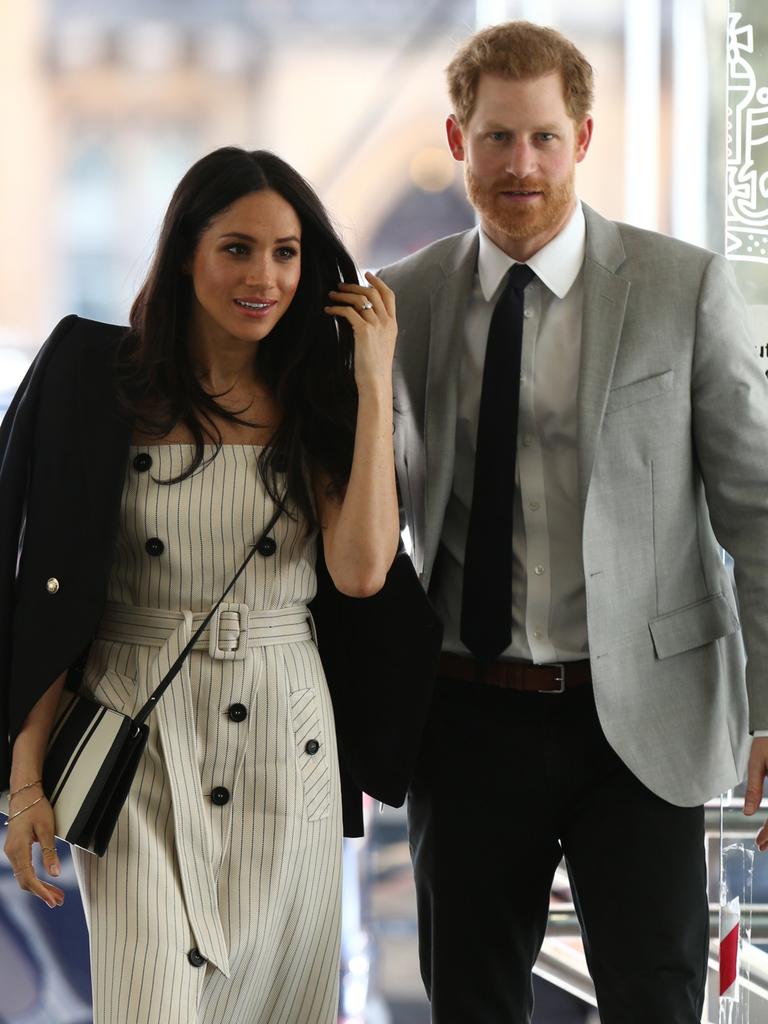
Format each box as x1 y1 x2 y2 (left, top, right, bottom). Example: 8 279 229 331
325 271 397 394
4 787 64 908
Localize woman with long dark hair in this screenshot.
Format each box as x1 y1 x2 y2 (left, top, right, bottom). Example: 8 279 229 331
1 147 403 1023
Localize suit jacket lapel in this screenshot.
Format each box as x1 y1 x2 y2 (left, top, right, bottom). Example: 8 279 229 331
578 206 631 510
423 229 478 582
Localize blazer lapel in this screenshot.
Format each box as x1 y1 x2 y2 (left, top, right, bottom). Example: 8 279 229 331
422 230 478 583
76 321 132 516
577 206 631 510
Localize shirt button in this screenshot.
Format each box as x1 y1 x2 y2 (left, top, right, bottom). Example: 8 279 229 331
45 577 60 594
145 537 165 557
523 309 533 319
187 948 207 968
533 630 542 639
528 500 540 511
211 786 230 806
522 435 533 447
133 453 153 472
256 536 277 557
305 739 320 755
227 703 248 723
534 565 545 576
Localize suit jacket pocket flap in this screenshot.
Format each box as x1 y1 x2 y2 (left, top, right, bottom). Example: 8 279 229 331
648 593 740 659
605 369 675 414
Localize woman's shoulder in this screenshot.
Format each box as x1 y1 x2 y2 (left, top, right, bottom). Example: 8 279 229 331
40 315 129 378
47 314 128 354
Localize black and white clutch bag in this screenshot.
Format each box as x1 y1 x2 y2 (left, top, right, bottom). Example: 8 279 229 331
1 507 281 856
1 692 148 856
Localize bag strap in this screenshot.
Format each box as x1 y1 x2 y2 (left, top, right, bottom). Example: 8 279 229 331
132 504 283 728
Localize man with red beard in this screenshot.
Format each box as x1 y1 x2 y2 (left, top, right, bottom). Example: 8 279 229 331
379 19 768 1024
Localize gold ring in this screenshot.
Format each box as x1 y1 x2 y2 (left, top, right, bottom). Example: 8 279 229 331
41 847 56 855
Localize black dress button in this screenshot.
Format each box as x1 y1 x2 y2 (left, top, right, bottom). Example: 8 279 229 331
211 786 230 806
145 537 165 556
227 703 248 723
305 739 320 755
133 453 153 472
256 536 277 557
187 947 206 968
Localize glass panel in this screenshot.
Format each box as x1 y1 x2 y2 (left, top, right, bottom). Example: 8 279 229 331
728 1 768 382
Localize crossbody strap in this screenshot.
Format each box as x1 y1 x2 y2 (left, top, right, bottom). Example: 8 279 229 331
132 504 283 728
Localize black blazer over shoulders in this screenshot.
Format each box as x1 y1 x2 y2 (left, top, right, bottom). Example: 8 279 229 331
0 316 442 837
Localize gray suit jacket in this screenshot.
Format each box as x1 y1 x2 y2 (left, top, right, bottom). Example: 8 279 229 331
380 203 768 807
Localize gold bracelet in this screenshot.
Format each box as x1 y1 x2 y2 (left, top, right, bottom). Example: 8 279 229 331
9 779 43 800
4 795 45 824
13 864 34 878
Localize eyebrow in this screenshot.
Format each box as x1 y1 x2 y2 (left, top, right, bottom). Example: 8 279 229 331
482 122 561 132
218 232 301 244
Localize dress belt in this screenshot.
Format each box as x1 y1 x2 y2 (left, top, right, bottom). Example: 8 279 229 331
98 600 314 660
438 652 591 692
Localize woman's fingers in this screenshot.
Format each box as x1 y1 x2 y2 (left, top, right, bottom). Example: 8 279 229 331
323 303 366 324
4 800 64 907
6 856 64 907
364 271 396 318
39 835 61 878
326 289 379 316
328 273 395 320
24 872 65 908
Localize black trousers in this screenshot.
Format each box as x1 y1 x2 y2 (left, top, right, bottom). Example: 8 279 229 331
407 677 709 1023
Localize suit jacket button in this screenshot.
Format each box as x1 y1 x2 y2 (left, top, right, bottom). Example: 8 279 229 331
256 536 277 557
187 948 206 967
46 577 60 594
133 453 153 472
305 739 320 755
145 537 165 556
228 703 248 722
211 786 230 806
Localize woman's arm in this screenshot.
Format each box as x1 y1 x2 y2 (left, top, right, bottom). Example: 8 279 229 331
317 272 399 597
4 671 67 907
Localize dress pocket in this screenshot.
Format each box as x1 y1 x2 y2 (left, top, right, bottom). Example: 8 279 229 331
289 688 331 822
83 668 135 714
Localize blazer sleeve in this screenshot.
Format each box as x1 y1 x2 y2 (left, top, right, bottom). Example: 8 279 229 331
310 545 443 837
0 316 80 787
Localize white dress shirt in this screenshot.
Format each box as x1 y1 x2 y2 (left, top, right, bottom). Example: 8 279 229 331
430 202 589 663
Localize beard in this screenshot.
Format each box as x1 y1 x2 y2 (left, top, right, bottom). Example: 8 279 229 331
465 165 575 242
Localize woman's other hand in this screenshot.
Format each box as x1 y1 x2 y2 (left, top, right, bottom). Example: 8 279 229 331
325 271 397 394
4 787 64 908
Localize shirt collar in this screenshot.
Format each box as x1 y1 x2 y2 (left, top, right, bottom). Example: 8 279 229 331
477 200 586 302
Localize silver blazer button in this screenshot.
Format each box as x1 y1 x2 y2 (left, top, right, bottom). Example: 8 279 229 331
45 577 60 594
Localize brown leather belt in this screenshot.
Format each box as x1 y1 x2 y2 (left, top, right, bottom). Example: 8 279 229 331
438 652 591 693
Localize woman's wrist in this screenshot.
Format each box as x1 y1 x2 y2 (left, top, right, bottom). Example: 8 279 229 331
355 372 393 402
8 777 44 800
10 757 46 792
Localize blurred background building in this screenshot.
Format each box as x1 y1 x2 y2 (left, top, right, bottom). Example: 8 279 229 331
1 1 766 1022
1 0 726 348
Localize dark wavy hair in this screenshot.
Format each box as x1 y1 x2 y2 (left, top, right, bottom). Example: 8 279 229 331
117 146 359 529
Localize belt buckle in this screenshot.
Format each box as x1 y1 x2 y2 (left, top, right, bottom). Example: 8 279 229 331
539 662 565 694
208 602 249 661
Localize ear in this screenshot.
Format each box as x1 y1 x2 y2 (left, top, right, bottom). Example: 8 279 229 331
446 115 466 161
574 116 594 163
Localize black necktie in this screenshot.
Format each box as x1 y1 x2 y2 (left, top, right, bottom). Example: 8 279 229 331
460 263 534 664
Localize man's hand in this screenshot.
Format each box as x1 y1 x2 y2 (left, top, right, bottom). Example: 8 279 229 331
744 737 768 851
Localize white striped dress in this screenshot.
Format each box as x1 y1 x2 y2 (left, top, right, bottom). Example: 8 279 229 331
71 445 343 1024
